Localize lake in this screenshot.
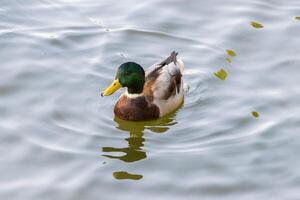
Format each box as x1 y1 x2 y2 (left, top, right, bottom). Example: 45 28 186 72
1 0 300 199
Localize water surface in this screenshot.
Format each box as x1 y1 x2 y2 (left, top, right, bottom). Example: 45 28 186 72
1 0 300 199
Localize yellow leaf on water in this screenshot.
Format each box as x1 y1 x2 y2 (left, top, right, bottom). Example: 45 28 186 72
295 16 300 20
225 57 232 63
252 111 260 118
251 21 264 29
214 68 228 80
226 49 237 57
113 171 143 180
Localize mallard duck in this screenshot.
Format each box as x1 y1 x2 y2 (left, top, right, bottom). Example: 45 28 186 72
101 51 184 121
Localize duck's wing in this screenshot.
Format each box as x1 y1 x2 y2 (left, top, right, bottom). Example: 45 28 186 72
145 51 184 101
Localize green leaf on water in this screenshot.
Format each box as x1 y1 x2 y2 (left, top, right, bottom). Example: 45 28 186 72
295 16 300 20
214 68 228 80
226 49 237 57
252 111 260 118
251 21 264 29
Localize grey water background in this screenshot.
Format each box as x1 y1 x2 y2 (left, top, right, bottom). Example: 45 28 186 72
1 0 300 199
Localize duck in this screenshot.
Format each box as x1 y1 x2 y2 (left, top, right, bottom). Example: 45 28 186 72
101 51 184 121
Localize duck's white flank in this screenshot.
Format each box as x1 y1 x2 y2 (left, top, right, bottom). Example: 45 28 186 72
154 80 184 117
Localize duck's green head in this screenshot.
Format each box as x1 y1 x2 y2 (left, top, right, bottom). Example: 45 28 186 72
101 62 145 96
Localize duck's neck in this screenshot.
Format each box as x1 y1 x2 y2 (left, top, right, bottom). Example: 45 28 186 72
125 89 143 98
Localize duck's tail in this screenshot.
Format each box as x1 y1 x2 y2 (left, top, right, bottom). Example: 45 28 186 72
159 51 184 73
159 51 178 66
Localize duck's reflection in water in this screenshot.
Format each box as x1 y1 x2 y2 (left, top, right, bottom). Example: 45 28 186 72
102 131 146 163
102 111 179 180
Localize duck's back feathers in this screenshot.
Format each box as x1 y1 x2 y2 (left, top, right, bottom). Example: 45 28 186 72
145 51 184 117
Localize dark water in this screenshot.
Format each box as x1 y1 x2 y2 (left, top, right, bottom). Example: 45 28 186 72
1 0 300 199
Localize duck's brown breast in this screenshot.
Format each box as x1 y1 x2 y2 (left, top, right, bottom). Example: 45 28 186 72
114 95 159 121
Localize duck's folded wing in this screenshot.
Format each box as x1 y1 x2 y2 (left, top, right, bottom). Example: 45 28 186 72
145 51 184 101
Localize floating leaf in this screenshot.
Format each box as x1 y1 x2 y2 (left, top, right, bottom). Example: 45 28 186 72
214 68 228 80
251 21 264 29
252 111 260 118
296 16 300 20
226 49 237 57
113 171 143 180
225 58 232 63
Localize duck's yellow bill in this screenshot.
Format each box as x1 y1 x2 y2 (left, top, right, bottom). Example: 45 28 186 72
101 79 122 96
